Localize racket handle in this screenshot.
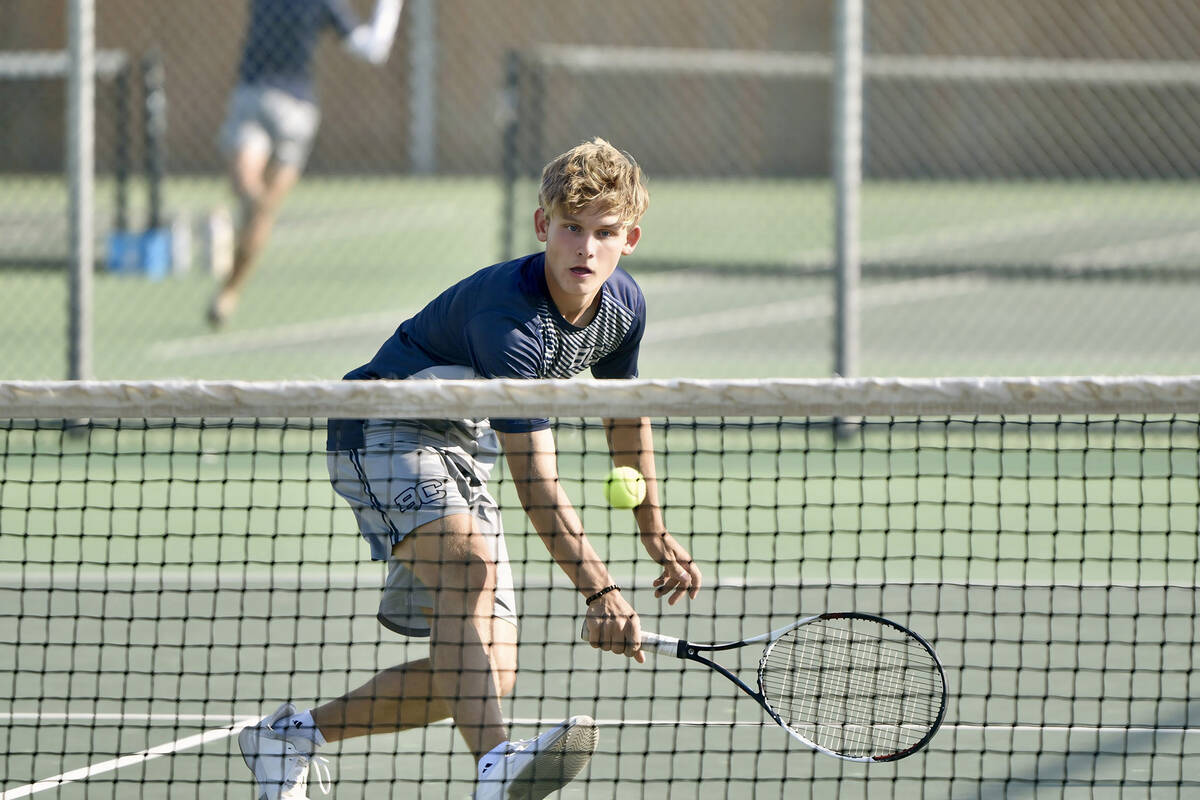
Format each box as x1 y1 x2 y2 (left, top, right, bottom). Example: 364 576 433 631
578 621 682 658
640 631 683 658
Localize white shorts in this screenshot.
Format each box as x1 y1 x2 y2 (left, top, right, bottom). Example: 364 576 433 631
218 84 320 168
327 423 518 637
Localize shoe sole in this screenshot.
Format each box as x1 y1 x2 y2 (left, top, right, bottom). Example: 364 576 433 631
506 716 598 800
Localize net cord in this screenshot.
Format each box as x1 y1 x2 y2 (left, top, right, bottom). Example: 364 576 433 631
2 375 1199 420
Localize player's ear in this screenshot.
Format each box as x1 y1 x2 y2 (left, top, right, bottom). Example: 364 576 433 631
534 207 550 243
622 225 642 255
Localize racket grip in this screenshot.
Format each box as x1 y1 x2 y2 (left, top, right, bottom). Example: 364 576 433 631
578 621 682 658
640 631 683 658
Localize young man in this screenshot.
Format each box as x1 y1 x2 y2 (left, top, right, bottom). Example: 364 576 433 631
239 138 702 800
210 0 403 328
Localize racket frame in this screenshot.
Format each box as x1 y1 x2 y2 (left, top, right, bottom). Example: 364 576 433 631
634 612 948 762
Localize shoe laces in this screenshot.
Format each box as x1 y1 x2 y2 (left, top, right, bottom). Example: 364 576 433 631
283 752 331 797
310 756 332 796
506 735 535 755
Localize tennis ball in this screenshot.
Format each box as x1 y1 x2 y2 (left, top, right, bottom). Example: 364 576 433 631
605 466 647 509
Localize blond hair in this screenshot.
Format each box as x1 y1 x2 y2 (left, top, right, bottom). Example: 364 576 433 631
538 137 649 228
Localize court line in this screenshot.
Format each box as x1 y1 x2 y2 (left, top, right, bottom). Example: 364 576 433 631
270 206 457 243
145 205 1109 362
645 273 988 343
147 308 415 361
4 711 1195 734
1052 228 1200 270
0 718 258 800
146 270 984 360
147 208 1057 362
3 711 1193 797
781 207 1099 268
5 570 1180 591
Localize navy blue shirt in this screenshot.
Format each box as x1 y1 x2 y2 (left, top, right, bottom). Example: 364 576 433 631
236 0 360 102
328 253 646 449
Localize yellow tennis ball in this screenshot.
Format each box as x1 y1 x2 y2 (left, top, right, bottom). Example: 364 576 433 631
605 466 647 509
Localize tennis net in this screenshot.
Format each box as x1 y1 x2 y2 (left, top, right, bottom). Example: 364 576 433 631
2 376 1199 798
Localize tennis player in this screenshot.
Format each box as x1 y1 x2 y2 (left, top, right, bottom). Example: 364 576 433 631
238 138 702 799
209 0 403 328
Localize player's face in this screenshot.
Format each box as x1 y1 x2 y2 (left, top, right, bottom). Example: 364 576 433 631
535 204 641 323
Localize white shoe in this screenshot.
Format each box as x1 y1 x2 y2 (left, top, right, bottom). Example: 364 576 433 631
239 703 331 800
474 715 598 800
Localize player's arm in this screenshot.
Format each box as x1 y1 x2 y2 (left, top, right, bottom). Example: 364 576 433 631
605 417 702 605
343 0 403 64
498 427 647 663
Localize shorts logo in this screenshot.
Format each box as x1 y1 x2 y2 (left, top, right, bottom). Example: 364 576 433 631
394 479 448 512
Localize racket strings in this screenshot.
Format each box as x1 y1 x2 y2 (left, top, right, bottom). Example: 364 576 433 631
759 618 943 758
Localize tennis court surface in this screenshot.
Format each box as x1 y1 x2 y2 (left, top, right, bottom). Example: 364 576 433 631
3 377 1198 798
5 177 1200 381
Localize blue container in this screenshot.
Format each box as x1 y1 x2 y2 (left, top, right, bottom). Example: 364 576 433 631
106 231 143 273
105 228 173 280
139 228 172 280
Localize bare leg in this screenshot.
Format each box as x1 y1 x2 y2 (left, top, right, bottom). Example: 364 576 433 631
310 620 517 743
209 149 301 326
312 514 512 760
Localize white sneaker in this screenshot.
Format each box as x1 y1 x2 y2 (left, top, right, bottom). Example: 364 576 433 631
474 715 598 800
239 702 331 800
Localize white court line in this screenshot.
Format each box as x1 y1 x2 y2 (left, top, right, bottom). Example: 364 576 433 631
3 713 1194 734
782 207 1100 268
271 207 456 244
3 570 1187 591
147 208 1089 362
147 308 414 361
1052 228 1200 270
2 712 237 724
148 209 1069 362
0 718 259 800
3 711 1194 796
646 273 987 343
860 208 1097 263
151 272 972 361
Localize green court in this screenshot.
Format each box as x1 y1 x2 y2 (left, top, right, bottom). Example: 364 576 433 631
3 417 1198 797
3 177 1200 381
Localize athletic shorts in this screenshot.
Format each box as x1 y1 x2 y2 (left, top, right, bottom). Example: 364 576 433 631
327 422 518 638
218 84 320 169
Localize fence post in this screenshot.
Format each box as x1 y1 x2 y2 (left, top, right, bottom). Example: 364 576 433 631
833 0 863 380
408 0 436 173
67 0 95 380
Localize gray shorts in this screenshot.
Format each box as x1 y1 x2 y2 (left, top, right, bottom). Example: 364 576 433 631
218 84 320 168
327 422 518 638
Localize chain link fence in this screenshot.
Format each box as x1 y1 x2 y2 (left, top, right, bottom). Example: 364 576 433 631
2 0 1199 379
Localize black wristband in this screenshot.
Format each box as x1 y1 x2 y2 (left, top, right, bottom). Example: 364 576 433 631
585 585 620 605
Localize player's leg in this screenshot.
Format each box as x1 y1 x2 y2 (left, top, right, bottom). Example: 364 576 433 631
390 513 597 799
239 515 517 800
388 512 511 758
309 452 522 742
209 154 301 325
230 155 302 286
209 88 316 327
210 86 268 326
310 618 518 741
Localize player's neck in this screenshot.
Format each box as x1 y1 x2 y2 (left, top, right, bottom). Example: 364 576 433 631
550 289 602 328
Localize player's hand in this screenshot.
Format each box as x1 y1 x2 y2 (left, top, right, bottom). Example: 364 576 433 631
583 590 646 664
640 531 702 605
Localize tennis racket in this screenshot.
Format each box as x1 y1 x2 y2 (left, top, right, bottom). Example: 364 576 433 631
582 611 947 762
